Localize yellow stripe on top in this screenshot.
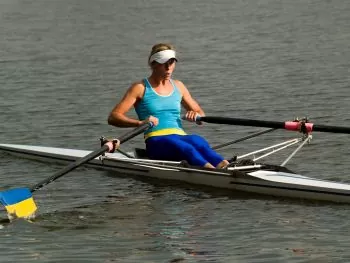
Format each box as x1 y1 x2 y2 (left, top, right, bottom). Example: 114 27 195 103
144 128 186 139
5 197 37 218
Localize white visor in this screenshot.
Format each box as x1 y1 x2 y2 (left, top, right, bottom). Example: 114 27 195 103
149 50 177 64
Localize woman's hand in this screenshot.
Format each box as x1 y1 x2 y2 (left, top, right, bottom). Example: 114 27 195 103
185 111 202 125
143 115 159 126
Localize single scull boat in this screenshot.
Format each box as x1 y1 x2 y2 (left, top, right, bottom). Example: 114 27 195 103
1 117 350 219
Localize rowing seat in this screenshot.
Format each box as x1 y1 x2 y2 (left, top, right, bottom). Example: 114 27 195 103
134 148 148 159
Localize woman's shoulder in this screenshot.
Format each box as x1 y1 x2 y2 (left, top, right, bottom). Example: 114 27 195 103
129 80 146 90
172 79 184 86
130 79 145 88
128 80 146 97
172 79 188 94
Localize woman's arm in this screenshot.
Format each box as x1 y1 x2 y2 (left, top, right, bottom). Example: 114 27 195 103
107 82 145 127
175 80 205 122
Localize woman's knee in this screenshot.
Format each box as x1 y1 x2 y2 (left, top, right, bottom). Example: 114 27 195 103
184 134 210 148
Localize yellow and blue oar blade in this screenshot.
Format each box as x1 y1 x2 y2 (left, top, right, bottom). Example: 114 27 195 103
0 188 37 218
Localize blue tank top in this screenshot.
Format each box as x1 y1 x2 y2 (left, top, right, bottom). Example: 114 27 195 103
135 78 186 138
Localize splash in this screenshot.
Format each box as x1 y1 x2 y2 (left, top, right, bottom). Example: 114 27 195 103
7 210 36 223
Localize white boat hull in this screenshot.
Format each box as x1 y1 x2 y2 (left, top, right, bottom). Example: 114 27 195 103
1 143 350 203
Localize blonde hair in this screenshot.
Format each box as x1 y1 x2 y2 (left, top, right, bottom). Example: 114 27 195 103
148 43 175 65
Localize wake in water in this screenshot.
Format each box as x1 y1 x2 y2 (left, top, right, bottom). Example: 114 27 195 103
0 210 36 226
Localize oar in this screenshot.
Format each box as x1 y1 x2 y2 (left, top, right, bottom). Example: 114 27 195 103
212 128 276 150
0 122 152 219
198 116 350 134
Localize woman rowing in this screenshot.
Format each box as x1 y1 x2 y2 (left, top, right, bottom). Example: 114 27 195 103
108 43 229 169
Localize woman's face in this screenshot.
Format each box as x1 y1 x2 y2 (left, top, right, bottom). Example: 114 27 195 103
153 58 176 79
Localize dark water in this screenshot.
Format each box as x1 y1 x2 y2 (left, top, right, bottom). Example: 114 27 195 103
1 0 350 262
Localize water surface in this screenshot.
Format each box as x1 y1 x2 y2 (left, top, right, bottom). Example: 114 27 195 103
1 0 350 262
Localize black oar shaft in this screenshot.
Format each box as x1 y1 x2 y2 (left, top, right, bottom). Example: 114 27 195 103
118 123 151 143
313 124 350 134
212 128 276 150
29 145 110 192
30 122 151 193
200 117 285 129
200 116 350 134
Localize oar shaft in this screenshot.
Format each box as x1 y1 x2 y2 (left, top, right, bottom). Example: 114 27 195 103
312 124 350 134
199 116 350 134
200 116 285 129
212 128 276 150
29 145 110 192
30 122 152 193
118 123 151 143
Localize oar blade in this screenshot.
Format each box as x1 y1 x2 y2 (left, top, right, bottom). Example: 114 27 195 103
0 188 37 218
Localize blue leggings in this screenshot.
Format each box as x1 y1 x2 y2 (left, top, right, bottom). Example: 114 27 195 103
145 134 225 167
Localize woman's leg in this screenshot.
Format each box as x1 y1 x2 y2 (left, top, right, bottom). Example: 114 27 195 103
146 135 215 168
181 134 228 168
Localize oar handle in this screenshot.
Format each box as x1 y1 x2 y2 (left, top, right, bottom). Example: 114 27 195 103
30 122 152 192
197 116 350 134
